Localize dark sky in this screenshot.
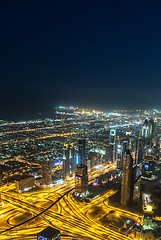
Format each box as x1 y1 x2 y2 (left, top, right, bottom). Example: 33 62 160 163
1 0 161 120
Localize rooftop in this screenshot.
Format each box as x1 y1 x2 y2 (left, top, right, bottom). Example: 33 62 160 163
37 226 60 238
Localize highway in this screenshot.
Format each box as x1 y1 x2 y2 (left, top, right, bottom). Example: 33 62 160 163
0 163 135 240
0 131 84 146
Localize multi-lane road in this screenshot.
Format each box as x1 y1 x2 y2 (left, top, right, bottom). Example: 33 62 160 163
0 163 144 240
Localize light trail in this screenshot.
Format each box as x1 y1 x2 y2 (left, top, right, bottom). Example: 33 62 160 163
0 163 133 240
103 200 144 224
0 131 84 146
0 123 74 135
0 120 95 136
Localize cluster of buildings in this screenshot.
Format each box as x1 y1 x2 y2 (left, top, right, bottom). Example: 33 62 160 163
120 117 158 206
103 115 161 238
1 107 161 238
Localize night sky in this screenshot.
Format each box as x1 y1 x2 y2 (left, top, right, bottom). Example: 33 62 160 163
1 1 161 120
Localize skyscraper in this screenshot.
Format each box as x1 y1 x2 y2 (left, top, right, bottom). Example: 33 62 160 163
135 137 140 165
121 150 133 206
63 144 76 179
108 129 116 162
78 139 86 164
115 139 123 169
42 155 52 186
142 119 149 139
149 118 155 147
70 146 76 174
63 148 69 180
142 155 155 180
75 163 88 196
149 118 155 137
141 118 155 147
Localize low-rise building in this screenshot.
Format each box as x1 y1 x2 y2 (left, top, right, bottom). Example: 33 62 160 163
37 226 60 240
15 175 35 193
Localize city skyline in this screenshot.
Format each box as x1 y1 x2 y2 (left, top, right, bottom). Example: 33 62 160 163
1 1 161 120
0 106 160 239
1 1 161 238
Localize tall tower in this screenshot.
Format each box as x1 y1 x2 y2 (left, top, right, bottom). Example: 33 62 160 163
63 146 73 179
115 139 123 169
149 118 155 147
121 150 133 206
78 139 86 164
142 119 149 139
135 136 143 165
149 118 155 137
75 163 88 196
108 129 116 162
63 149 69 180
42 155 52 186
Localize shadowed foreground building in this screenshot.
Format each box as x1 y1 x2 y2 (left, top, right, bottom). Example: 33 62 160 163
121 150 133 206
37 226 60 240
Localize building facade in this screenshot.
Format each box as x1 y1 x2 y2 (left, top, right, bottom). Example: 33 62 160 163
78 139 86 164
75 163 88 196
42 155 52 186
121 150 133 206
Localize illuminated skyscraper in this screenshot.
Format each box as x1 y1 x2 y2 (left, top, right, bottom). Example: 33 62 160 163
70 147 76 173
42 155 52 186
75 163 88 196
142 118 156 147
149 118 155 137
63 144 76 179
78 139 86 164
149 118 156 147
108 129 116 162
63 149 69 180
121 150 133 206
135 136 143 165
142 119 149 139
142 155 155 180
63 146 73 179
115 139 123 169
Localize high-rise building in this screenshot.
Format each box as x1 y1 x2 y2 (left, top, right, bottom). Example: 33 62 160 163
121 150 133 206
149 118 155 137
63 145 76 179
78 139 86 164
63 148 70 179
133 177 141 201
108 129 116 162
135 137 141 165
115 139 123 169
37 226 60 240
142 119 149 139
142 118 156 147
106 144 114 163
70 147 76 174
142 155 155 180
42 155 52 186
75 163 88 196
88 152 101 170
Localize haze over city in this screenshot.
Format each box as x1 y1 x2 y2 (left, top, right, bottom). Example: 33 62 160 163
1 1 161 240
1 1 161 120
